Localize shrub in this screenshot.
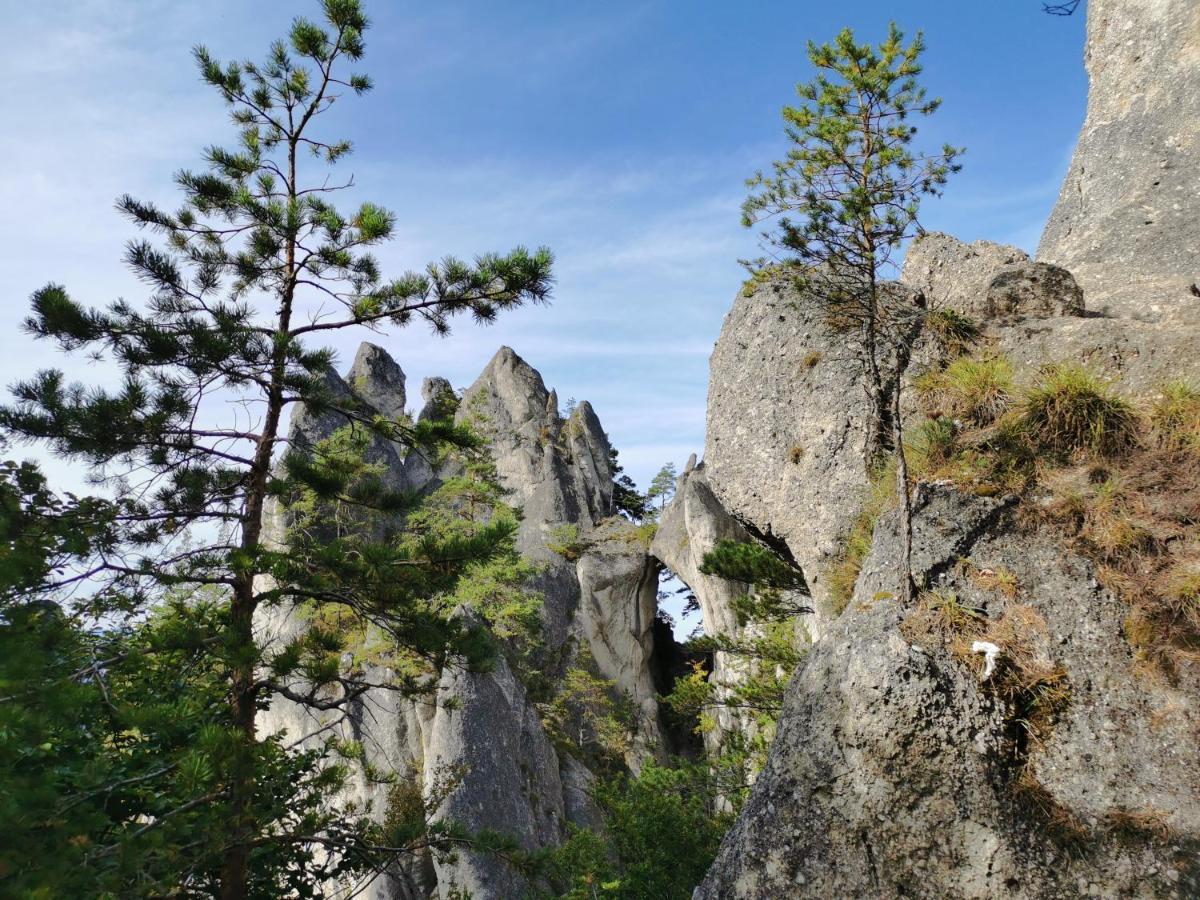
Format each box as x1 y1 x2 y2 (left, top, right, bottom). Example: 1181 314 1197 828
925 307 981 356
538 760 733 900
547 523 589 560
1020 364 1139 457
914 354 1014 426
907 418 958 478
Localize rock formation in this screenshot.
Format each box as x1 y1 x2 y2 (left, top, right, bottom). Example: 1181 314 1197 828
259 1 1200 895
689 1 1200 896
1038 0 1200 322
258 344 672 898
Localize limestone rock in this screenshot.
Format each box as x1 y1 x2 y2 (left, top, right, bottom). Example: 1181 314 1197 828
346 341 408 422
573 537 664 765
417 376 456 422
984 262 1084 322
990 314 1200 396
704 271 921 620
651 464 755 750
695 486 1200 898
424 634 566 899
1037 0 1200 322
901 231 1029 317
259 343 673 898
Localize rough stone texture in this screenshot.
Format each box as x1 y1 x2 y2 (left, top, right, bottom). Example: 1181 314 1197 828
1038 0 1200 322
696 486 1199 898
424 638 566 899
346 341 408 422
651 463 756 751
984 262 1085 323
704 272 921 621
990 314 1200 397
258 342 668 898
574 521 666 765
901 232 1200 395
901 232 1030 317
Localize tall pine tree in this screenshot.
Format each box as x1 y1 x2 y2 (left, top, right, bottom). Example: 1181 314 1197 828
741 24 962 602
0 1 552 895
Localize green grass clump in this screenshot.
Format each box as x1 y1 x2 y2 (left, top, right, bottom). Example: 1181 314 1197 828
907 418 959 478
925 308 981 356
1020 365 1139 457
915 355 1014 426
1150 381 1200 454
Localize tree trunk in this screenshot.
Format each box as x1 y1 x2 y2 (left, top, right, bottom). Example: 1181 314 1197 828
891 378 916 604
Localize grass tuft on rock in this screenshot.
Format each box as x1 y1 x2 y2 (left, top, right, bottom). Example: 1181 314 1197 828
915 354 1014 426
924 307 981 356
1019 364 1139 458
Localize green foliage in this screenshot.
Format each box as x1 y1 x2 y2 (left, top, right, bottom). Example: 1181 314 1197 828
742 23 962 275
699 539 805 596
665 539 809 781
1150 381 1200 454
645 462 678 518
0 2 553 893
741 22 961 601
547 522 589 561
609 447 650 521
1020 365 1139 458
0 590 356 898
539 647 635 772
538 760 733 900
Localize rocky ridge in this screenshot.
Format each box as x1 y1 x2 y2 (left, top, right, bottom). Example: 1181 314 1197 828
258 344 672 899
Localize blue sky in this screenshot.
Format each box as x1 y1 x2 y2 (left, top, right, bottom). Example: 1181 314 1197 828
2 1 1086 492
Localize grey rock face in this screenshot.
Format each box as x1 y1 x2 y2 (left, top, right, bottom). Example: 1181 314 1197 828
425 640 566 899
417 376 456 422
346 342 408 422
901 232 1030 317
650 464 756 751
704 272 920 621
1038 0 1200 321
697 486 1199 898
574 523 666 765
901 231 1200 395
259 342 670 898
984 262 1084 322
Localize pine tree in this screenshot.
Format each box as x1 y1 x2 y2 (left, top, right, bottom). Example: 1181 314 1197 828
0 2 552 895
741 24 962 602
645 461 678 518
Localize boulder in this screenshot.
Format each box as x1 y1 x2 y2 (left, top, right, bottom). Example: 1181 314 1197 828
984 262 1084 322
695 486 1200 899
1037 0 1200 322
901 232 1030 317
704 270 922 621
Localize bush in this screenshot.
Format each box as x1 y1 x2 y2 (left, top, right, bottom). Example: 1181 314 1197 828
914 354 1013 426
1020 364 1139 457
538 760 733 900
907 418 958 478
547 523 589 560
